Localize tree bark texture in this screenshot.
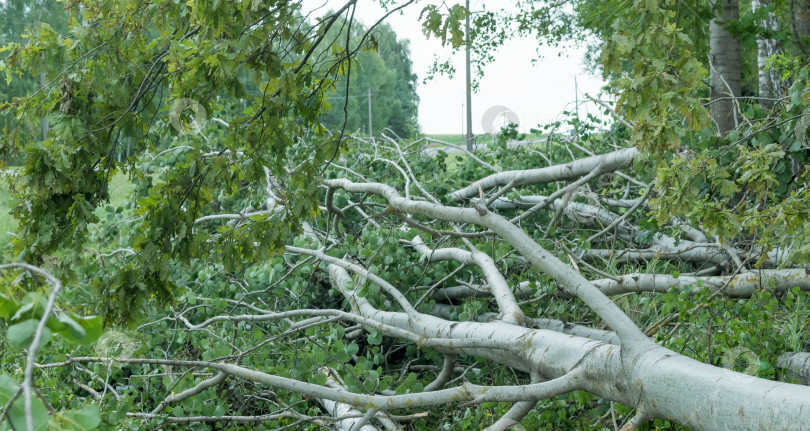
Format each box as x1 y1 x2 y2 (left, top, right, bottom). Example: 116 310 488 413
321 178 810 430
794 0 810 55
710 0 742 134
753 0 786 108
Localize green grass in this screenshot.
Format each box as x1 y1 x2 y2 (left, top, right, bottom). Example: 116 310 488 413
423 134 468 147
422 133 546 148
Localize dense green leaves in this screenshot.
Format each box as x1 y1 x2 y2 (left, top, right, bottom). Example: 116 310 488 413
318 21 420 139
0 0 808 430
0 0 376 322
7 319 50 350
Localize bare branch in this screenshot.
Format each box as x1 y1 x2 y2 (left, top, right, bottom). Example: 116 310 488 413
410 236 524 326
450 147 639 201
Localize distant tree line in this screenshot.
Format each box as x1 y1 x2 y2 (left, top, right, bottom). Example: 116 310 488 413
318 19 420 140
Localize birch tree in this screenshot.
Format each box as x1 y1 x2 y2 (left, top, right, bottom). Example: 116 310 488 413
1 1 809 430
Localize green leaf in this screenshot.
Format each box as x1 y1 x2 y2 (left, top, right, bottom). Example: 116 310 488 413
6 319 51 351
0 374 49 431
367 330 382 345
0 293 18 319
75 315 103 344
10 302 36 322
213 404 225 418
612 34 631 53
50 314 102 345
50 405 101 431
56 314 86 342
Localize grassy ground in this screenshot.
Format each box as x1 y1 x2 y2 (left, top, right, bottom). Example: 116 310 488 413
422 133 545 148
423 134 469 146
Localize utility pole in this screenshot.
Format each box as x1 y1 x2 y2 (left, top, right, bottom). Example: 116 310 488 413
465 0 473 151
367 87 373 138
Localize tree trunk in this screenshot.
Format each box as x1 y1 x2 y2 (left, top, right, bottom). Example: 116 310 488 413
709 0 742 134
753 0 786 109
320 177 810 430
793 0 810 55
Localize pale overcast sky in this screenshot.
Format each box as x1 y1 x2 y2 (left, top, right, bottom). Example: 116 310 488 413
301 0 607 135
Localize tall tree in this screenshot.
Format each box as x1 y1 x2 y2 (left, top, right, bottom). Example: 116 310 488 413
710 0 742 134
0 0 67 159
793 0 810 53
319 21 419 139
753 0 786 108
375 24 420 139
0 0 68 100
0 1 809 430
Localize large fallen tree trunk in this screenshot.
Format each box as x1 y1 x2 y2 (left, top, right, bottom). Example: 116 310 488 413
430 269 810 301
22 142 808 430
323 177 810 430
449 147 640 201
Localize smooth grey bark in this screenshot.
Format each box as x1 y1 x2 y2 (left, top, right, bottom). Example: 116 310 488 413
429 307 623 345
319 368 381 431
778 353 810 384
322 241 810 430
793 0 810 54
152 372 227 414
449 147 639 201
753 0 786 108
710 0 742 134
488 195 732 264
591 269 810 296
410 236 524 325
487 194 788 267
324 178 810 430
430 269 810 303
327 178 650 346
439 306 808 388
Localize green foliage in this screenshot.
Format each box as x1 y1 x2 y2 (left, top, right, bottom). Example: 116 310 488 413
602 1 710 155
0 286 102 349
420 4 469 49
0 0 808 430
767 53 805 81
0 0 69 165
0 0 364 323
0 374 49 431
319 21 420 139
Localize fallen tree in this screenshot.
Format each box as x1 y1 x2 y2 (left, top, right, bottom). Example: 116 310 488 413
3 136 809 430
1 1 809 430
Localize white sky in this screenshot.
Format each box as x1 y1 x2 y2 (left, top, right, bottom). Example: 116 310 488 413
302 0 607 134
